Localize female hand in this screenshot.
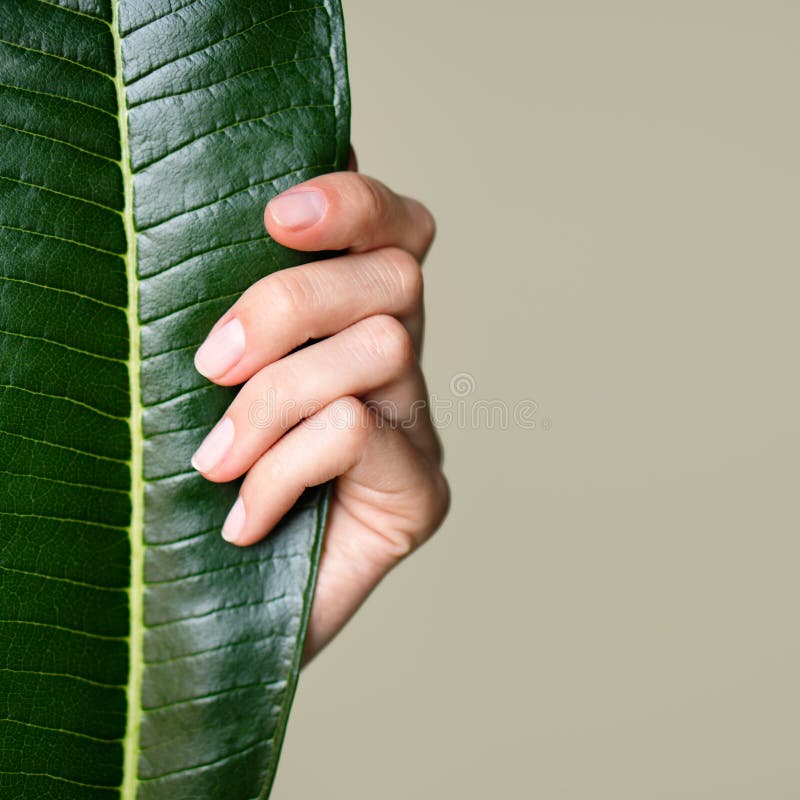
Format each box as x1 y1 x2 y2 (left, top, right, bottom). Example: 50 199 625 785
190 158 450 660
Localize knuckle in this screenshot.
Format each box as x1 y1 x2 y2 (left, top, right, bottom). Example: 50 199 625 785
329 394 362 413
234 279 268 327
381 534 417 563
264 277 299 322
363 468 451 568
306 396 369 458
268 270 313 320
326 395 365 432
365 522 421 566
355 175 387 220
360 314 415 371
334 396 371 446
404 471 451 554
246 451 283 497
347 176 390 244
430 469 451 529
264 451 288 484
415 201 437 249
380 247 423 310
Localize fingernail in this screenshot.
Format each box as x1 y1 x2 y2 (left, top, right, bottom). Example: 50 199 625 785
194 318 246 379
222 496 246 543
268 189 326 229
191 417 234 474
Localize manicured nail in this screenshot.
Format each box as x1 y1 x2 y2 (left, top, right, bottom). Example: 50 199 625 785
268 189 326 229
194 318 246 379
191 417 234 474
222 496 246 543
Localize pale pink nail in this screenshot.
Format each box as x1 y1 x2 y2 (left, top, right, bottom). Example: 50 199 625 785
194 318 245 379
222 497 246 543
191 417 234 474
268 189 326 229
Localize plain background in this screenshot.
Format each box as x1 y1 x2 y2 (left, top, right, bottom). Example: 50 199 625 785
274 2 800 797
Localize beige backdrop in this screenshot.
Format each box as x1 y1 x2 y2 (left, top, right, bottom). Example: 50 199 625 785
274 2 800 797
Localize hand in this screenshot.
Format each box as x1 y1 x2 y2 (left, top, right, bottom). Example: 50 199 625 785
190 159 450 660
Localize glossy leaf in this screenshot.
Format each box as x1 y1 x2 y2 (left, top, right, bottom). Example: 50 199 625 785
0 1 350 797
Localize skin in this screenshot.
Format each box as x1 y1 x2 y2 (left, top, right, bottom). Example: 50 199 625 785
190 151 450 661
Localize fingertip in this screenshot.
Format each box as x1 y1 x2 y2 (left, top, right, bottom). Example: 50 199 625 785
190 417 234 474
194 317 245 382
221 496 247 544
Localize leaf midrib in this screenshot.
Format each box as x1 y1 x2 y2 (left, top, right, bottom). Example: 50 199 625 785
112 1 145 797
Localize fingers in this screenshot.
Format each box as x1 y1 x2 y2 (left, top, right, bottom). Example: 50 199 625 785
263 171 436 262
223 396 369 546
195 171 434 384
193 247 423 386
223 396 448 554
362 368 442 466
191 315 420 483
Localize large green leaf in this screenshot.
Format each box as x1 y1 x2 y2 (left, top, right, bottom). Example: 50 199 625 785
0 1 350 797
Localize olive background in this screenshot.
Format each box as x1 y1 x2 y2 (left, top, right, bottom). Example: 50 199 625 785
275 2 800 797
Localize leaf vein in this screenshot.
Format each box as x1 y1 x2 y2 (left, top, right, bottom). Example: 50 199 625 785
0 382 127 421
127 6 325 88
0 328 125 365
142 340 200 361
0 510 126 531
0 468 127 496
0 174 123 215
144 525 220 549
129 53 328 109
144 468 197 483
0 38 112 81
0 223 122 257
0 618 126 642
137 161 334 235
0 717 121 745
145 554 303 586
140 234 267 282
145 595 287 630
144 632 284 666
140 289 240 325
0 275 125 311
134 102 331 175
0 427 127 465
141 384 210 409
0 665 123 690
0 564 125 594
0 770 115 791
122 0 201 36
0 80 116 119
0 121 118 163
138 737 272 780
30 0 109 24
142 679 284 714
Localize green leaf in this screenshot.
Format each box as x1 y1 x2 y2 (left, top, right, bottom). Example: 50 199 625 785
0 1 350 797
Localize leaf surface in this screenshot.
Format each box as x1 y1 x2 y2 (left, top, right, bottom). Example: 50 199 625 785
0 1 350 797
